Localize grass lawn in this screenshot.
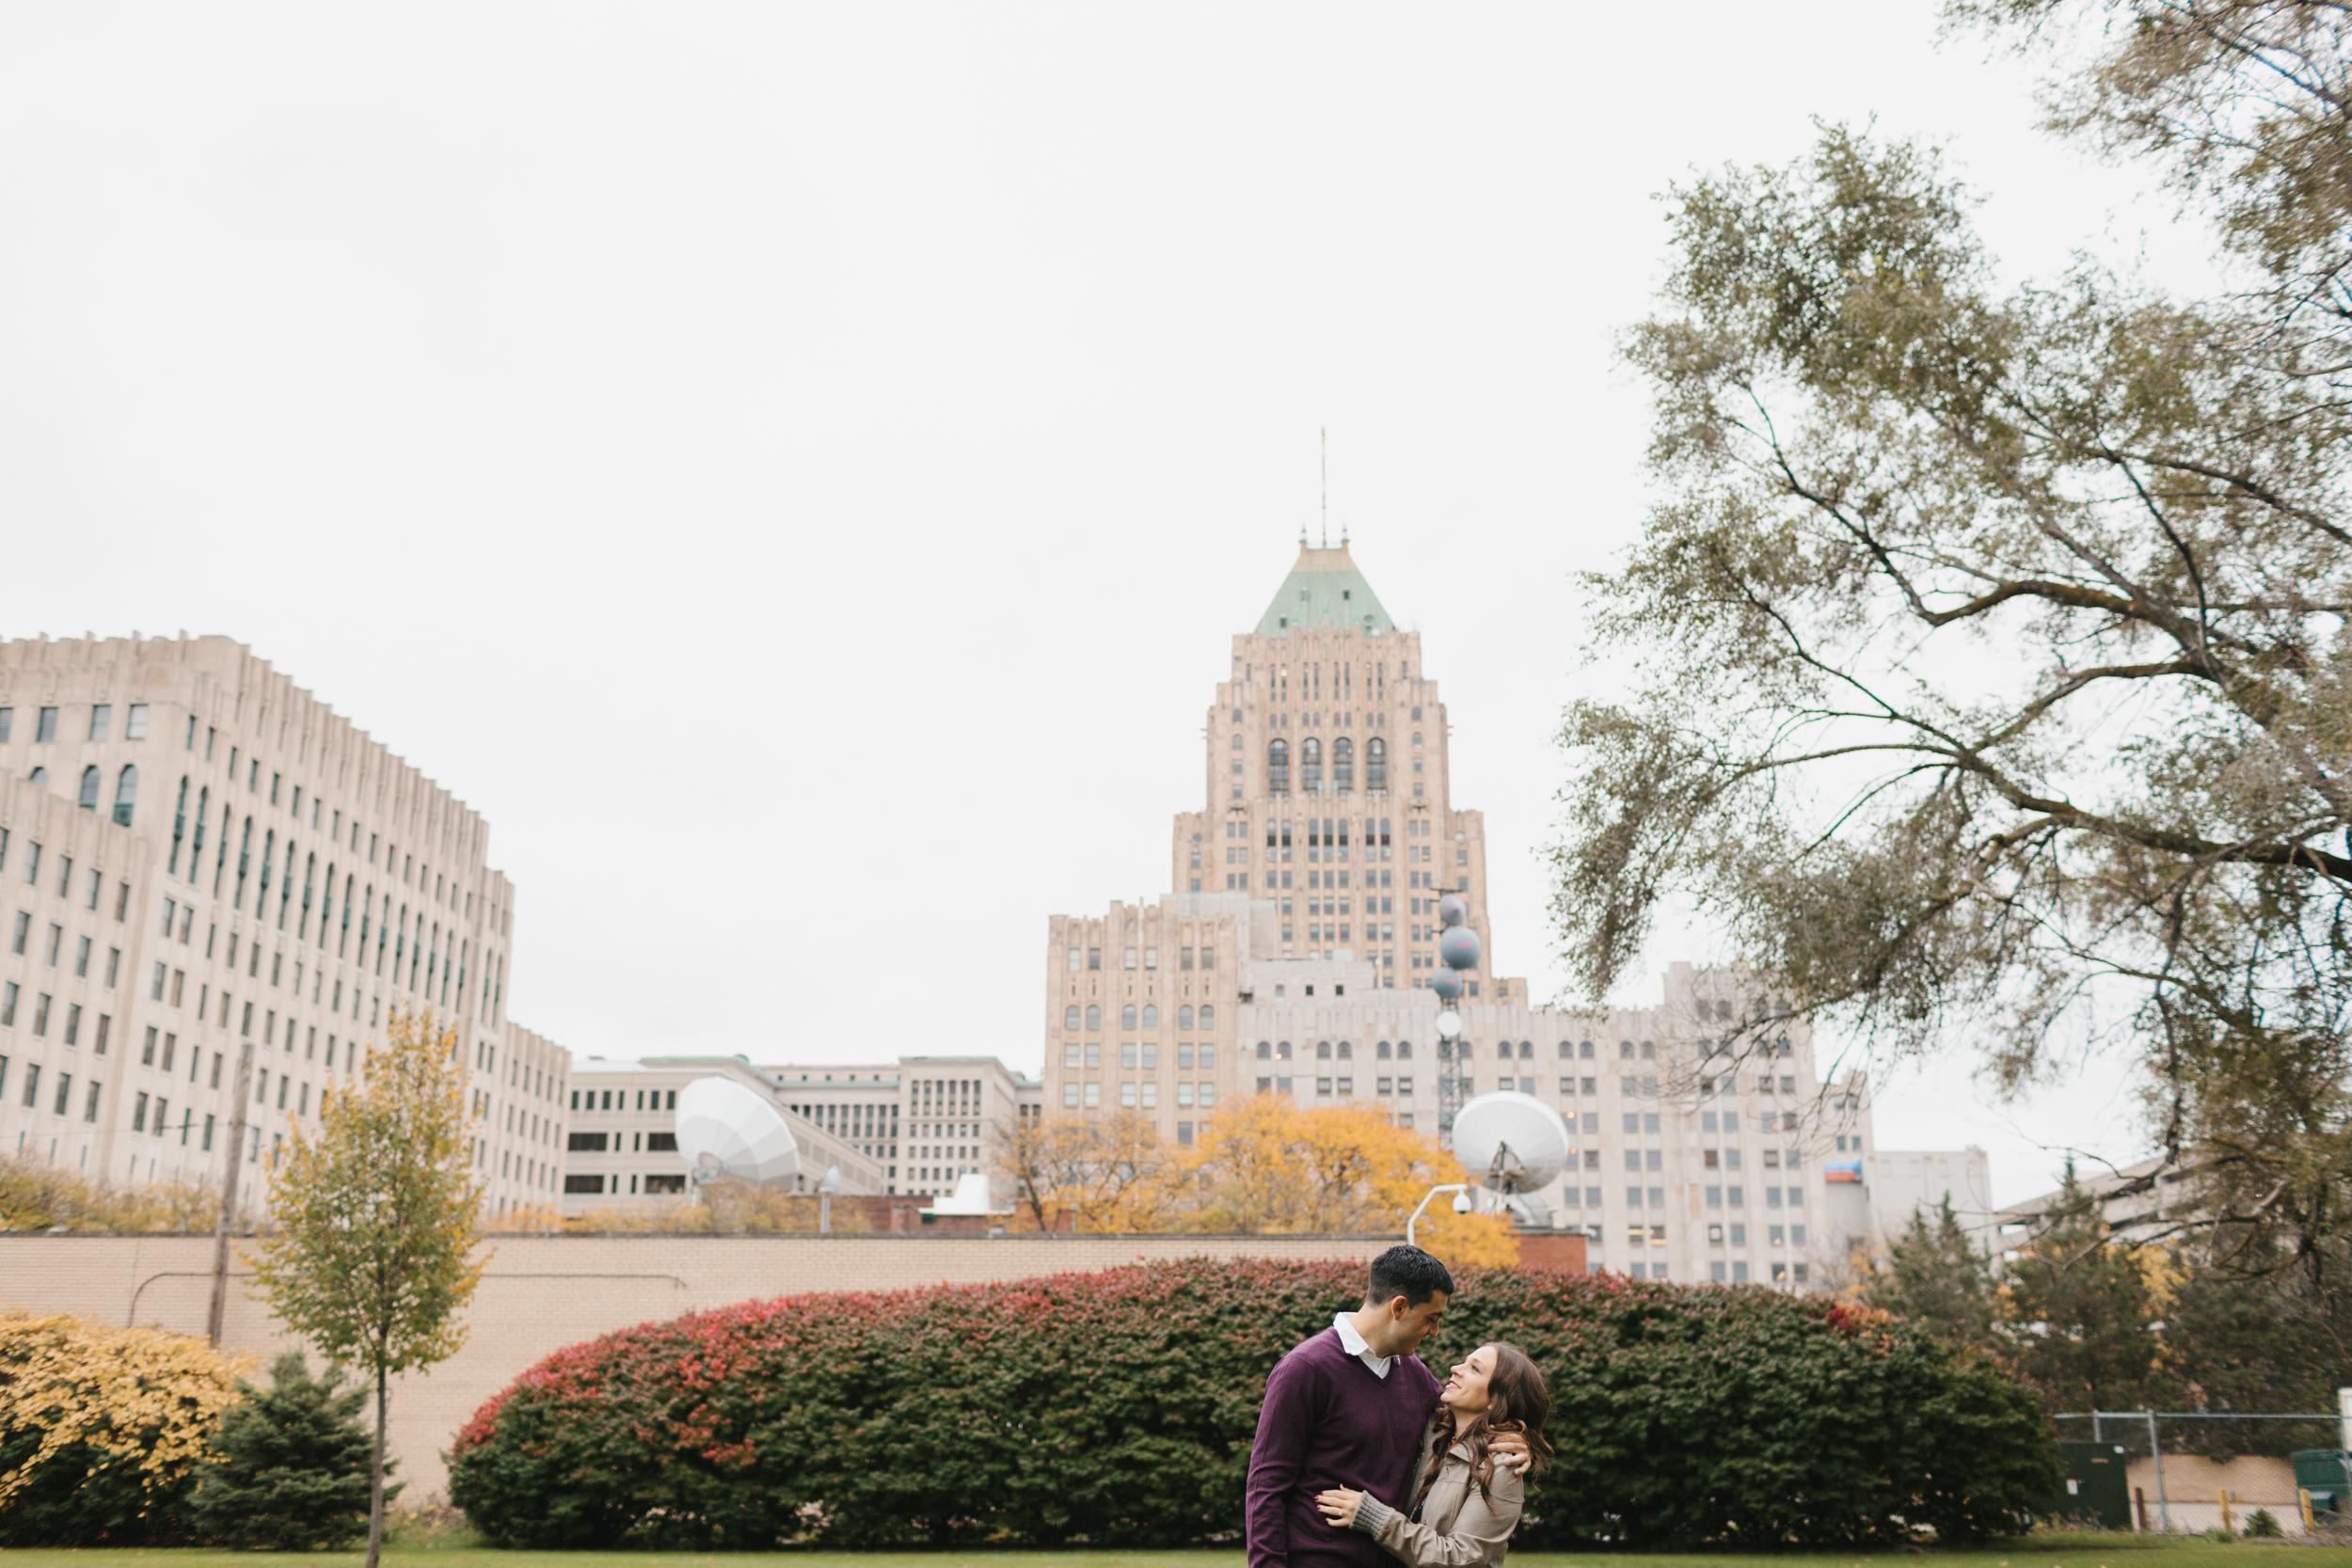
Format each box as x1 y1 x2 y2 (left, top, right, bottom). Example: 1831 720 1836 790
3 1538 2347 1568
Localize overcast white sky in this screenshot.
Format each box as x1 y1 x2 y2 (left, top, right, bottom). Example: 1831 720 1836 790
0 4 2220 1205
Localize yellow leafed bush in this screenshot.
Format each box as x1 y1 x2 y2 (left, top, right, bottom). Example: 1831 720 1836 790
0 1309 251 1544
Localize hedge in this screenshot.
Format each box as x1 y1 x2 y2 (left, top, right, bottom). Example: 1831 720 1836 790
447 1259 2056 1549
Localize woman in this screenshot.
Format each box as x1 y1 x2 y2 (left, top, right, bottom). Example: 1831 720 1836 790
1313 1343 1553 1568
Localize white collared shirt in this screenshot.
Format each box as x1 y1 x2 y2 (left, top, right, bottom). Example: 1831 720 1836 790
1332 1311 1392 1378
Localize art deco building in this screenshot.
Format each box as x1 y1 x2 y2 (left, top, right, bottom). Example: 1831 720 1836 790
1041 541 1979 1284
0 635 564 1218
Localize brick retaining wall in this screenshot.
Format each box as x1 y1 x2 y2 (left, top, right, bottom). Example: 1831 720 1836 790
1 1231 1402 1501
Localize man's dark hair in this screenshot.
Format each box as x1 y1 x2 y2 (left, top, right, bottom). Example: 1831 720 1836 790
1366 1245 1454 1307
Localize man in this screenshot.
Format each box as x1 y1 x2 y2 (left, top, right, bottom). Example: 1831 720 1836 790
1245 1246 1524 1568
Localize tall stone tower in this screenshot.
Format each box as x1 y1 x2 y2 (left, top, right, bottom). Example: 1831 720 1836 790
1041 539 1911 1289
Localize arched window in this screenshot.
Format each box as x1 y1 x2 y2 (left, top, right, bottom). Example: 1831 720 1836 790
1302 736 1323 791
1141 1004 1158 1029
1199 1005 1215 1028
1179 1005 1195 1029
1519 1040 1534 1059
1121 1004 1137 1030
1641 1040 1656 1059
1065 1006 1081 1029
110 766 137 826
1086 1004 1102 1030
1496 1042 1513 1061
1581 1039 1595 1058
1316 1040 1332 1059
1338 1040 1353 1059
1557 1041 1574 1057
1257 1040 1273 1059
1396 1040 1413 1060
1620 1040 1636 1058
1268 738 1290 793
1231 733 1242 750
1333 736 1354 792
1277 1040 1293 1059
1377 1040 1392 1059
1367 736 1387 791
28 767 45 786
78 766 100 811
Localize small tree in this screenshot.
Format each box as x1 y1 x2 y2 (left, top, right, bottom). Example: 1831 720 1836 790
188 1353 384 1548
248 1007 485 1568
1864 1196 1997 1351
2000 1164 2158 1412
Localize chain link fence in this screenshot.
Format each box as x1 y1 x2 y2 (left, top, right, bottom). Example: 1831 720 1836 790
2052 1409 2348 1537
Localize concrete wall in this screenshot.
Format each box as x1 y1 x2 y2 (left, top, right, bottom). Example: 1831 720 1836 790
2124 1453 2316 1535
3 1231 1395 1504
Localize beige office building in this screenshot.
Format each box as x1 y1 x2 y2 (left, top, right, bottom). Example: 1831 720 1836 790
558 1055 884 1212
1041 541 1971 1285
0 634 564 1218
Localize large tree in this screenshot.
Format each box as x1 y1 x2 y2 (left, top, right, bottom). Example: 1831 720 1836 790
1555 1 2352 1287
247 1008 485 1568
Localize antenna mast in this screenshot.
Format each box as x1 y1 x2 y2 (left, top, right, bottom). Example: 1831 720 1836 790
1320 427 1327 546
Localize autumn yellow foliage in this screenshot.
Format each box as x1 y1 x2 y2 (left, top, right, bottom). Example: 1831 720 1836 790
0 1155 227 1234
561 1179 873 1234
0 1310 251 1524
998 1101 1518 1266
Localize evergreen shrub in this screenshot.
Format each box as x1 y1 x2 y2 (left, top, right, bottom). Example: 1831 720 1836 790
448 1259 2055 1550
187 1353 387 1548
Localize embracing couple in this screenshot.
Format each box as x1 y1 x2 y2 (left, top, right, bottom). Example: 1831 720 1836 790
1247 1245 1553 1568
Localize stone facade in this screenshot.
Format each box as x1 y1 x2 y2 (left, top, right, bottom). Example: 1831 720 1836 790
1041 542 1989 1287
0 635 563 1219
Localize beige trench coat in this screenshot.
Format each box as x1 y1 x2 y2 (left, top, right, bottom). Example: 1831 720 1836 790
1354 1426 1524 1568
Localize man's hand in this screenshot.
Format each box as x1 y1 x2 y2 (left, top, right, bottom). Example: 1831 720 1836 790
1487 1428 1532 1476
1315 1488 1365 1528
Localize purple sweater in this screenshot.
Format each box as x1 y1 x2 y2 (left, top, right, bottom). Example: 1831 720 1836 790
1246 1328 1440 1568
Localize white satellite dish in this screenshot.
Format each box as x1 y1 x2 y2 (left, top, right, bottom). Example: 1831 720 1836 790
674 1078 800 1187
1451 1090 1571 1193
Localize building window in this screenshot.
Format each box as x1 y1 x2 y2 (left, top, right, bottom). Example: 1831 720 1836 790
1179 1005 1195 1029
78 766 100 812
126 704 149 740
1366 736 1386 790
1086 1004 1101 1029
113 766 138 827
1082 1083 1101 1108
1302 736 1323 791
1200 1004 1215 1027
35 707 56 743
564 1175 604 1195
1062 1083 1080 1107
1141 1004 1158 1028
1064 1006 1080 1029
1121 1004 1137 1030
1333 736 1354 792
1268 737 1290 792
88 705 111 742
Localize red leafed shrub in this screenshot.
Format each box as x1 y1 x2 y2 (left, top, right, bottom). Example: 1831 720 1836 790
446 1259 2054 1549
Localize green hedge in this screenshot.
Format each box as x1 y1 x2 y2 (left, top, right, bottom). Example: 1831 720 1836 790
446 1259 2056 1549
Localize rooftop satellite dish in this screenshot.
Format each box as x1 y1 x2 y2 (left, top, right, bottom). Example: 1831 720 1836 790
1452 1090 1571 1193
1435 1008 1463 1037
675 1078 800 1187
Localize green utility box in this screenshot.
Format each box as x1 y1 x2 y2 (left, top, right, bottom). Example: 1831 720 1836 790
2291 1449 2348 1514
2049 1441 2134 1529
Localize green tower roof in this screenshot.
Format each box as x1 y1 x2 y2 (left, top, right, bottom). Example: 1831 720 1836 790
1255 540 1395 638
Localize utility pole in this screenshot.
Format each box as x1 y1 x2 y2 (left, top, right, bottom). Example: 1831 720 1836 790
206 1041 254 1347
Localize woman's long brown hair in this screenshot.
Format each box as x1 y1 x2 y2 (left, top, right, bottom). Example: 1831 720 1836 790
1415 1342 1554 1505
